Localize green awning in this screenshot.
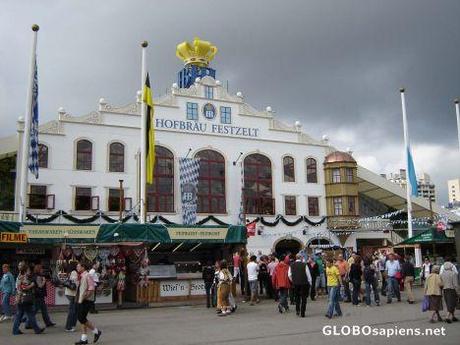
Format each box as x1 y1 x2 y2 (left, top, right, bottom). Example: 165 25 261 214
397 228 454 245
0 221 21 232
0 221 247 245
97 223 247 244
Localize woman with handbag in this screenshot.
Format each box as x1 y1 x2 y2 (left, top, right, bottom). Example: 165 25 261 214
65 263 79 332
12 265 44 335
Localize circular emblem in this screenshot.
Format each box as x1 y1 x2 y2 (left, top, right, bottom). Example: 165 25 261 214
203 103 216 120
182 183 197 203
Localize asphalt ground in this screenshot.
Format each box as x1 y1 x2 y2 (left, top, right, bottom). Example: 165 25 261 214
0 287 459 345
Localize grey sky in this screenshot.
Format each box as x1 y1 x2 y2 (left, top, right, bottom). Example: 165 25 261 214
1 0 459 203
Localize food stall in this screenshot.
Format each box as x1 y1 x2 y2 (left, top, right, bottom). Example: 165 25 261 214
0 220 247 306
96 223 247 303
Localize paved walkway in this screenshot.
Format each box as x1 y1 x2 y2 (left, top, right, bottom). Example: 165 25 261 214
1 288 458 345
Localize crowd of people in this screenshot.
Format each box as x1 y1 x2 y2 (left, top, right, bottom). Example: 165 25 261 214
1 250 459 342
0 261 102 344
203 250 459 323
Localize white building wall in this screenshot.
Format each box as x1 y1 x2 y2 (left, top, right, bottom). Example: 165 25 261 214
14 76 337 253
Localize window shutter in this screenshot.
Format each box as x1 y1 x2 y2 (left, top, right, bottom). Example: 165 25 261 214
46 194 55 209
91 196 100 211
124 197 132 211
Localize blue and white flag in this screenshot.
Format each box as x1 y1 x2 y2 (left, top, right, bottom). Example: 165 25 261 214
407 147 418 197
28 57 39 179
179 157 200 225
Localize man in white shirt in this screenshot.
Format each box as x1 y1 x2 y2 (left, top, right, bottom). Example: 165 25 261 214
246 255 259 305
288 254 312 317
440 257 458 275
88 262 100 314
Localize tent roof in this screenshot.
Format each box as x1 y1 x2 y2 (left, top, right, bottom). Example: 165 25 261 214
396 228 454 245
357 166 460 222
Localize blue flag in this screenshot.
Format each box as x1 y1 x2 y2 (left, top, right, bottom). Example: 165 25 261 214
28 57 39 179
407 148 417 197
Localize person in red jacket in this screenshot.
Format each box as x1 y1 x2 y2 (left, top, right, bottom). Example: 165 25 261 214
272 254 291 313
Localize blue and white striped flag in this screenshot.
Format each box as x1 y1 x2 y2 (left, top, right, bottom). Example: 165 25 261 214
179 157 200 225
407 147 417 197
28 57 39 179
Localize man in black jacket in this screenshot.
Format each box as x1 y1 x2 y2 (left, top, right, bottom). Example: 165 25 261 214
29 264 55 328
202 261 215 308
288 254 312 317
307 257 319 301
401 256 415 304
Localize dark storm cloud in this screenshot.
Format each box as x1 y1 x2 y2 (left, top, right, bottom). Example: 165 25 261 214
1 0 459 202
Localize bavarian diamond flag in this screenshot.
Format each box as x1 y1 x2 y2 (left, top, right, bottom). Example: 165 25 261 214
179 157 201 225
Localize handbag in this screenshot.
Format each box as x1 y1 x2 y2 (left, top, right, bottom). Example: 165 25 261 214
421 295 429 312
395 271 402 280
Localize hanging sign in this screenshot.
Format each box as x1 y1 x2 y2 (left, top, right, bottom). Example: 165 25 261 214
20 225 99 239
0 232 28 243
168 228 228 240
16 248 45 255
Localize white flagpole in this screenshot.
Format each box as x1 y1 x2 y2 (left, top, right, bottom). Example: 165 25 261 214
455 99 460 153
140 41 148 224
400 88 414 239
400 88 421 267
19 24 39 223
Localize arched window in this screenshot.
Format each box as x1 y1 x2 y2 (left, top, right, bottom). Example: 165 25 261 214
38 144 48 168
283 156 295 182
146 146 174 212
195 150 226 213
306 158 318 183
109 142 125 172
244 153 274 214
76 140 92 170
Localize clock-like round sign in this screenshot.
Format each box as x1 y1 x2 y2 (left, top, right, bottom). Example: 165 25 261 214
203 103 216 120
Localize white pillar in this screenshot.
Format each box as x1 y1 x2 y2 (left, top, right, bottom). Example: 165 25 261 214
18 24 39 222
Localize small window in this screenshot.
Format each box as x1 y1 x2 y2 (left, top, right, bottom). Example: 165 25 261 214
76 140 92 170
186 102 198 120
308 197 319 216
109 142 125 172
346 168 353 183
29 185 47 209
108 188 121 212
306 158 317 183
220 106 232 124
333 197 343 216
283 156 295 182
332 168 341 183
38 144 48 168
348 197 356 215
284 196 297 216
204 86 214 99
75 187 92 210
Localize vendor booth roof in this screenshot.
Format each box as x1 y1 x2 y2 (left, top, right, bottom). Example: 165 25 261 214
396 228 454 245
97 223 247 244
